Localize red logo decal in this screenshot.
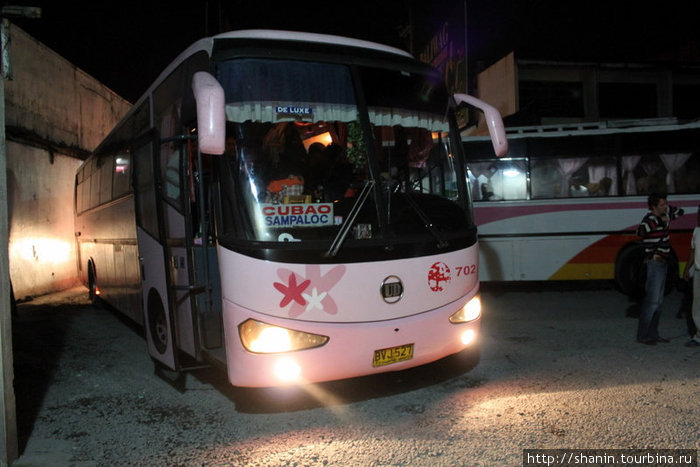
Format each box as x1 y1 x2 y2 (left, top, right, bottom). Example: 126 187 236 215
428 262 451 292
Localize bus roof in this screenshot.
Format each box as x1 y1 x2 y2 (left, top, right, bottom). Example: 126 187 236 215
133 29 412 109
212 30 413 58
92 29 415 157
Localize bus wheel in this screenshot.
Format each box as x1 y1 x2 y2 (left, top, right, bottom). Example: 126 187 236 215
614 243 646 298
615 243 679 298
147 289 168 354
88 262 99 304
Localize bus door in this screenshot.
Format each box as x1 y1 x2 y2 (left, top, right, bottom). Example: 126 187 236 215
132 133 179 370
186 140 223 353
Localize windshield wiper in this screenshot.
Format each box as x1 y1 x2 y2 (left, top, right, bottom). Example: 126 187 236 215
324 180 375 258
402 192 449 249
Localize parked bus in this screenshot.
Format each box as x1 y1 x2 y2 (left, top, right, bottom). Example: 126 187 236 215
74 30 507 388
463 117 700 296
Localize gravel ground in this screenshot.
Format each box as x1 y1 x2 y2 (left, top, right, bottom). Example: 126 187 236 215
10 282 700 466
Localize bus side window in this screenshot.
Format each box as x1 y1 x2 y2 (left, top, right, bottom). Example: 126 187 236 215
627 153 694 195
99 156 114 205
530 159 560 199
76 173 85 213
469 159 527 201
88 158 101 210
672 152 700 193
113 153 131 198
531 155 618 199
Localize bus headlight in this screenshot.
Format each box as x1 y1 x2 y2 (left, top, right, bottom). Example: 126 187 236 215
274 357 302 382
238 319 329 353
449 295 481 323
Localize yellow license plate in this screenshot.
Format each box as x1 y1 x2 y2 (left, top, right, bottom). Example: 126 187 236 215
372 343 414 367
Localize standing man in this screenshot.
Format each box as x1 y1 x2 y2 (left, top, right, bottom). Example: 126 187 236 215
636 193 684 345
682 205 700 347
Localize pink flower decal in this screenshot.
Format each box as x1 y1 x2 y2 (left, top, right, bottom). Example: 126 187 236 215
273 272 311 308
275 265 346 317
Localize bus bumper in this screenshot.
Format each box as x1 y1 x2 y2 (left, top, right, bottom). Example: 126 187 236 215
221 295 481 388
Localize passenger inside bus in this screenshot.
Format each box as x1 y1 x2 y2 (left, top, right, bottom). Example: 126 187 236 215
407 128 434 168
480 183 501 201
220 120 365 212
569 176 589 197
305 142 330 199
322 143 353 201
265 167 306 204
586 176 612 196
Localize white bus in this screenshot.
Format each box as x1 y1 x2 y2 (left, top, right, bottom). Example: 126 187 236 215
74 30 507 388
463 117 700 296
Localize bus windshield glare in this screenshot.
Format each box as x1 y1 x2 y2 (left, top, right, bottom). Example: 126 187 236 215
214 58 470 261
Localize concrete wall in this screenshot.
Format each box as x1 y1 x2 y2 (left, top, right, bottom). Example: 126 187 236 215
4 24 131 299
6 143 81 298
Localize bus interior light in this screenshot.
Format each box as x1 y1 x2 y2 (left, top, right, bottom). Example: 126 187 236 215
239 319 329 353
449 295 481 323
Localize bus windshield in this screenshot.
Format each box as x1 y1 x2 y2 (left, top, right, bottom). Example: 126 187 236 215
214 58 470 262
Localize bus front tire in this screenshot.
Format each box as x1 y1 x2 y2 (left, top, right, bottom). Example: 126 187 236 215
147 289 169 355
88 262 100 305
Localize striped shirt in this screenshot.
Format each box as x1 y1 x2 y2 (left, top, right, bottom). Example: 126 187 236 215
637 206 684 260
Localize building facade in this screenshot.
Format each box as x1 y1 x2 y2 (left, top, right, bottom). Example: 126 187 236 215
4 24 130 299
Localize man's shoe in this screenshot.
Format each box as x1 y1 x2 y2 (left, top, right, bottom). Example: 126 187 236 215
656 337 670 343
684 339 700 348
638 339 656 346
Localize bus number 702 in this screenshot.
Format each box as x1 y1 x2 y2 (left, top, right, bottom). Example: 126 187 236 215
456 265 477 276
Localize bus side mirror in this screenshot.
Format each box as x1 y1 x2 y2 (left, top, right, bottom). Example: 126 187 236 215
454 93 508 157
192 71 226 155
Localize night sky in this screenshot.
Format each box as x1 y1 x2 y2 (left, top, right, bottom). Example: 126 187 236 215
9 1 700 103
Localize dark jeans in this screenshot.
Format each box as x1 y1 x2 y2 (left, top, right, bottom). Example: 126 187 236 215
678 279 697 337
637 259 667 342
